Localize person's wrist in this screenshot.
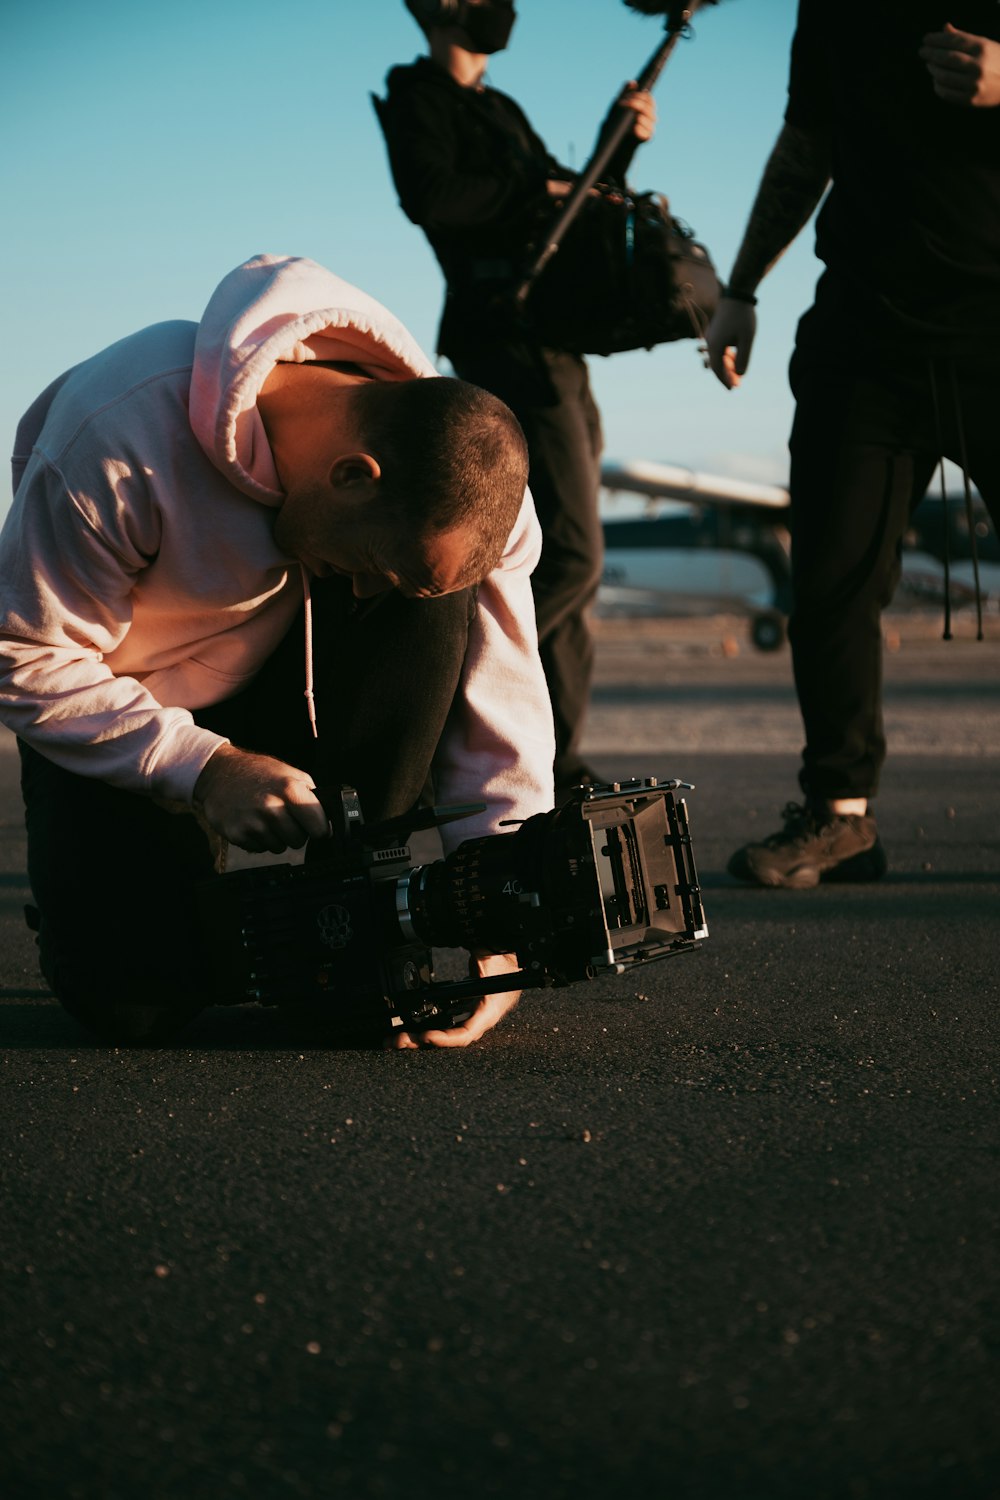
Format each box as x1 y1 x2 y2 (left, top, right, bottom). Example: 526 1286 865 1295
192 742 234 808
722 285 759 306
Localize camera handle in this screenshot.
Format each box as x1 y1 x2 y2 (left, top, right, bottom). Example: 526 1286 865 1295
315 786 487 850
512 1 713 310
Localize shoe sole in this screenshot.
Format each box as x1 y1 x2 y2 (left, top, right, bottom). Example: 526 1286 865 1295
820 840 889 884
728 839 888 890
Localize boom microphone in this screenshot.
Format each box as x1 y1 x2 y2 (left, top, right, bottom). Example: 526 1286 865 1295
623 0 690 13
513 0 721 307
623 1 719 15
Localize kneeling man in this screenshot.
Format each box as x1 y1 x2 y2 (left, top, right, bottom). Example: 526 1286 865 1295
1 254 554 1046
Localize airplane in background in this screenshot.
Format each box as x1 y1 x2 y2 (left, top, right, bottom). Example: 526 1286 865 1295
599 458 998 650
599 459 792 650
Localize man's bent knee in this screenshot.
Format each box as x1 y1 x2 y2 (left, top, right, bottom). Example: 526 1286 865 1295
56 990 204 1045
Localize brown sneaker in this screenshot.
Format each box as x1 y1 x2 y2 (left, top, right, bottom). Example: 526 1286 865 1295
727 801 887 889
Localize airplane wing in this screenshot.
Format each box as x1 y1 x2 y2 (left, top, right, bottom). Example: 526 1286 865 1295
601 459 789 512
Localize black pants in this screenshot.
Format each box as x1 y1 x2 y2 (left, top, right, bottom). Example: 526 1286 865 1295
450 342 603 787
21 579 475 1040
787 281 1000 801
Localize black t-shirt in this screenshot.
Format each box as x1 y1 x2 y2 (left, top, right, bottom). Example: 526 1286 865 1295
786 1 1000 344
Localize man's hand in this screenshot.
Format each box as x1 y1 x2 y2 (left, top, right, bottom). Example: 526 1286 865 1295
389 951 522 1050
921 23 1000 107
546 86 654 202
619 82 656 143
704 297 758 389
192 743 329 853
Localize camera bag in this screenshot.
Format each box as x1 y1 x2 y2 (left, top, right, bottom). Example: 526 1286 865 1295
518 184 720 357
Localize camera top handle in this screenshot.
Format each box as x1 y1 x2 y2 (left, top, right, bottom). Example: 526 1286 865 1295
316 784 488 849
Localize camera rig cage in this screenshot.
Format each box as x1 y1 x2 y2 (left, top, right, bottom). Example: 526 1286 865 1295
197 777 707 1035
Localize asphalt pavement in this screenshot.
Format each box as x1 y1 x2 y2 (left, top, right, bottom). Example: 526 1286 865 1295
2 611 998 1500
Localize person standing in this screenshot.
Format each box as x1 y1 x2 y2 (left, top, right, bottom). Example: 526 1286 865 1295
376 0 655 801
706 3 1000 888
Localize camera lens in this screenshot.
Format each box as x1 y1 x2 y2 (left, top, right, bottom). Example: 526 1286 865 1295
395 811 555 953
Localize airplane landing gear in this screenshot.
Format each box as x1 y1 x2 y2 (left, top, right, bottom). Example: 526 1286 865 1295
750 609 786 652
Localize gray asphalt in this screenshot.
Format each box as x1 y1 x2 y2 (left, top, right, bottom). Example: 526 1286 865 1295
2 612 998 1500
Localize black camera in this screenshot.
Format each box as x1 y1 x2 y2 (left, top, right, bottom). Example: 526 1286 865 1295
197 777 707 1035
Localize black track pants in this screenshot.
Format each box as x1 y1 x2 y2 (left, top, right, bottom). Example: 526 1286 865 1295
787 292 1000 801
20 580 476 1039
451 344 603 785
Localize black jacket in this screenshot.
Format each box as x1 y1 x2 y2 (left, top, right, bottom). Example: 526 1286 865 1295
375 57 637 356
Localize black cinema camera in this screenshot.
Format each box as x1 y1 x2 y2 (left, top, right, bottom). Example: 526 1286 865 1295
198 777 707 1036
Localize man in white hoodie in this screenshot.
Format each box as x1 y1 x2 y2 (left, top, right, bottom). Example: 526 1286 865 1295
1 254 555 1046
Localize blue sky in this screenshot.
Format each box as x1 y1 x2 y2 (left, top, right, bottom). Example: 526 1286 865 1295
2 0 816 522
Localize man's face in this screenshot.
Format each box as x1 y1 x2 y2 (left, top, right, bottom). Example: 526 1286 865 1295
274 490 478 600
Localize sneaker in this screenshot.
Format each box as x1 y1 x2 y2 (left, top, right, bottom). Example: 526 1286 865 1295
728 801 888 889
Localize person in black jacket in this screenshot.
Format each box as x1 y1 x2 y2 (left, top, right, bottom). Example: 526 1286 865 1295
706 2 1000 889
376 0 655 800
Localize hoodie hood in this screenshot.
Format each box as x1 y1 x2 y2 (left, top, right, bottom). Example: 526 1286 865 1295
189 253 438 504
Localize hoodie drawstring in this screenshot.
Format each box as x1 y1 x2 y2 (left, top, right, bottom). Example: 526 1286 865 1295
947 359 985 642
926 358 953 641
926 356 984 643
300 564 319 738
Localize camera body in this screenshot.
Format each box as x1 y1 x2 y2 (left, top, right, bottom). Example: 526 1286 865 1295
197 777 707 1035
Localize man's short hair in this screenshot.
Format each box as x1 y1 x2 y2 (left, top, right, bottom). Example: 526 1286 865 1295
346 376 529 585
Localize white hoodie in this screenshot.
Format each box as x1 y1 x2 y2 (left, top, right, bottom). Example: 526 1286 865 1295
1 254 554 848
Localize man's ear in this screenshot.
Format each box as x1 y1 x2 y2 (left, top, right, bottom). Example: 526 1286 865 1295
328 452 382 490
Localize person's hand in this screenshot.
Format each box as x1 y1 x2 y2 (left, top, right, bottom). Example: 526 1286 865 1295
619 82 657 142
704 297 758 389
192 743 329 853
388 950 522 1050
920 23 1000 107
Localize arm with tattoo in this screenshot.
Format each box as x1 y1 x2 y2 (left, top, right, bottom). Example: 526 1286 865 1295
727 122 832 292
705 122 832 389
